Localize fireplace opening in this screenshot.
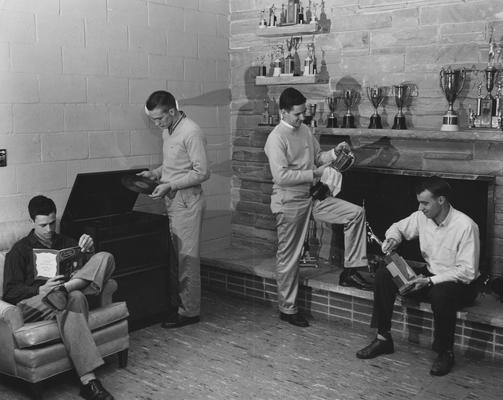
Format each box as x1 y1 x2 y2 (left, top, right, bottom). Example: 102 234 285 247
327 168 493 275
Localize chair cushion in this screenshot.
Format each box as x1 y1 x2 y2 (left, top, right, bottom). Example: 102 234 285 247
13 301 129 349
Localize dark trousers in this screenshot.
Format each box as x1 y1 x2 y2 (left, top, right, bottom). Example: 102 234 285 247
371 265 478 353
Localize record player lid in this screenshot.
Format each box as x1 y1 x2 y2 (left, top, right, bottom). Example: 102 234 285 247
62 168 148 221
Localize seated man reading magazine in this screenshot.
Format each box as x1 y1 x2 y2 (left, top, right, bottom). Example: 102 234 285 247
2 195 116 400
356 176 480 377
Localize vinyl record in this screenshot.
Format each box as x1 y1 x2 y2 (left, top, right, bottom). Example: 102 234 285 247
121 174 157 195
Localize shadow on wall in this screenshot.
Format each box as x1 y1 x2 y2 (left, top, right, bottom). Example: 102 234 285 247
178 89 231 107
231 66 277 250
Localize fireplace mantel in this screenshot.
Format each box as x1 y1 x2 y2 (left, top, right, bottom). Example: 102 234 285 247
314 127 503 143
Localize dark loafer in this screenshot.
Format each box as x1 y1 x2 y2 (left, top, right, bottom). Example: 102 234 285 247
356 337 394 359
430 350 454 376
79 378 114 400
339 270 373 290
161 314 200 329
279 312 309 327
42 285 68 311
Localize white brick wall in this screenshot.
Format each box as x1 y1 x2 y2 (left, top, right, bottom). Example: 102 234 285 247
0 1 231 248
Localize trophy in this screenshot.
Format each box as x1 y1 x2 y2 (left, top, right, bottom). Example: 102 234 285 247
255 55 267 77
303 42 315 76
391 84 410 130
439 67 466 131
258 9 267 28
285 36 301 76
283 37 295 76
341 89 360 128
366 86 386 129
325 92 338 128
303 103 317 127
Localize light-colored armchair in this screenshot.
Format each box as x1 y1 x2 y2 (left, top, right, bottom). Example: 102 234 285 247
0 220 130 399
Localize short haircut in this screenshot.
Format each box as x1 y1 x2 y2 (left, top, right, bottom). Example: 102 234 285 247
145 91 177 112
28 195 56 220
279 87 306 111
415 176 451 200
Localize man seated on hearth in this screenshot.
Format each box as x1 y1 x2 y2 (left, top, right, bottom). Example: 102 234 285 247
3 195 117 400
356 176 480 377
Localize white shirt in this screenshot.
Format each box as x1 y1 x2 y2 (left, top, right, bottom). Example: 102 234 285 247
385 206 480 284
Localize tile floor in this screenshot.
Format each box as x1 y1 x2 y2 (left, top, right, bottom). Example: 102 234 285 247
1 289 502 400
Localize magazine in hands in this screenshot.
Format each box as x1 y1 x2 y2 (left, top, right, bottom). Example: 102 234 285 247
366 223 422 295
33 246 85 281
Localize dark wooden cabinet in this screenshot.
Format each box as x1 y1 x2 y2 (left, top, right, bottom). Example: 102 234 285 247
60 169 171 330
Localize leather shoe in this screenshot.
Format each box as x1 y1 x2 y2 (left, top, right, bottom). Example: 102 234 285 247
161 314 200 329
430 350 454 376
356 337 394 359
339 270 373 290
79 378 114 400
279 312 309 327
42 285 68 311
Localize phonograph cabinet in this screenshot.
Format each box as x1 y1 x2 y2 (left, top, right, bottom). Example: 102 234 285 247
60 169 171 330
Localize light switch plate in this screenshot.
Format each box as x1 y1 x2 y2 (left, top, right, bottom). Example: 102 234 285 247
0 149 7 167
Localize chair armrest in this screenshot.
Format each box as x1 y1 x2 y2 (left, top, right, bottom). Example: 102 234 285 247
0 299 24 332
99 279 118 307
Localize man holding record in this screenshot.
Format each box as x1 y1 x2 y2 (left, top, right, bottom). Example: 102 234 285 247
139 91 210 329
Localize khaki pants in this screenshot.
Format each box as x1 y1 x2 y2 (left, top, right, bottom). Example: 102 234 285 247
18 252 116 376
165 186 205 317
273 190 367 314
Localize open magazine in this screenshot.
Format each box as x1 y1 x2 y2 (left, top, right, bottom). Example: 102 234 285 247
33 246 85 281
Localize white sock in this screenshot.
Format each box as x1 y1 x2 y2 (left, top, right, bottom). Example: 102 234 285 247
80 372 96 385
377 333 388 341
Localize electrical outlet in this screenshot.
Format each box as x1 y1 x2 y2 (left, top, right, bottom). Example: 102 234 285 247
0 149 7 167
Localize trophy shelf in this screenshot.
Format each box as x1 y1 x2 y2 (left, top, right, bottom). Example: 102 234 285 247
314 127 503 143
255 75 328 85
256 23 320 37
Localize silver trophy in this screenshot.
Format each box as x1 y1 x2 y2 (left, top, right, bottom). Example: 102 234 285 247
366 86 386 129
325 92 338 128
392 84 411 130
439 67 466 131
341 89 360 128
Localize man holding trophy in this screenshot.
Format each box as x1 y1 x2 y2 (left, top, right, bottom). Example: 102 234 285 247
264 87 369 328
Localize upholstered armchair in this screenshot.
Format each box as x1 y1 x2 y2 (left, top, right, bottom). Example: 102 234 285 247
0 220 130 399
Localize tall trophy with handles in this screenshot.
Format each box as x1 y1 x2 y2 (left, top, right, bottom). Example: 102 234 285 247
392 84 410 130
366 86 386 129
341 89 360 128
439 66 466 131
325 92 338 128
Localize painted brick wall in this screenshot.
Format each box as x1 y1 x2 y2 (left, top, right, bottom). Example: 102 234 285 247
0 0 231 249
229 1 503 261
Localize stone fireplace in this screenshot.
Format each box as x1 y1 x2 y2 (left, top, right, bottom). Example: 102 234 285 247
231 127 503 277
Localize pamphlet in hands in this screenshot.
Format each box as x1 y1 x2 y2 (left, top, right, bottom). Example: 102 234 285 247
33 246 84 281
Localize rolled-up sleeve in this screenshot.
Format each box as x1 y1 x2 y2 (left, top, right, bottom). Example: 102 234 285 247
385 211 420 244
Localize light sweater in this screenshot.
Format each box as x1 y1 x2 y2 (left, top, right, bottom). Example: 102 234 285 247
152 115 210 190
264 121 335 193
385 206 480 284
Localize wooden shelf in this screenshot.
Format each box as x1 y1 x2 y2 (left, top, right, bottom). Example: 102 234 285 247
313 127 503 143
256 23 320 37
255 75 328 85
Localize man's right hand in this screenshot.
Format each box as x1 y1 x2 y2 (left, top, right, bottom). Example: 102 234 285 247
136 170 156 181
381 238 398 254
38 275 65 297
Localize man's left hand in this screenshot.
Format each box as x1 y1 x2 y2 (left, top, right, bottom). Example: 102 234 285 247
409 276 431 290
79 234 94 253
335 141 351 153
150 183 175 200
